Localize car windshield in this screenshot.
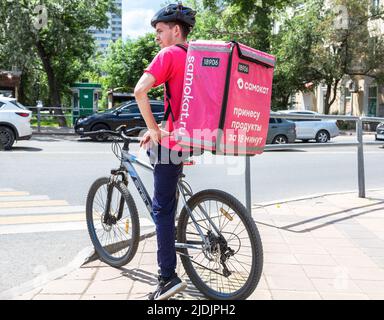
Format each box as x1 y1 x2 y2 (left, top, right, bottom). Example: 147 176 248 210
101 102 132 113
10 100 27 110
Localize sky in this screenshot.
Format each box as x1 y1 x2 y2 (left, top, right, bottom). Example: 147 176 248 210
122 0 167 40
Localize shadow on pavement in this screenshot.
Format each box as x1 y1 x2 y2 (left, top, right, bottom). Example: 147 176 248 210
254 200 384 234
119 267 206 300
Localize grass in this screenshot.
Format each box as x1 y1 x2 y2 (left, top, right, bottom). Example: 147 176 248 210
31 114 74 127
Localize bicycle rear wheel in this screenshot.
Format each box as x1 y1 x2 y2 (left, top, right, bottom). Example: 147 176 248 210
177 189 263 300
86 177 140 267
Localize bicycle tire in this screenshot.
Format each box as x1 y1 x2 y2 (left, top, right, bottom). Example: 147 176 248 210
86 177 140 268
177 189 263 300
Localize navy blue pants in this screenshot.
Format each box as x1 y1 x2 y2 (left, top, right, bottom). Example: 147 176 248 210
148 145 190 279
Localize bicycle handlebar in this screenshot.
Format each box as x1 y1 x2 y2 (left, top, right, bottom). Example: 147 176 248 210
83 126 146 143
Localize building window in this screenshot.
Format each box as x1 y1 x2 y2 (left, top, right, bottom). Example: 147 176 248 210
368 86 378 116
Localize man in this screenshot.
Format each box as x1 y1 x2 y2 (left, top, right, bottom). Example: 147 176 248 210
134 2 196 300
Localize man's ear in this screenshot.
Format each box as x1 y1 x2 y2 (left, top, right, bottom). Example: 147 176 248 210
173 24 182 38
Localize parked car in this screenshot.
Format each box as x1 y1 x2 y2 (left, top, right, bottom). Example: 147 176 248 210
266 112 296 144
278 110 340 143
376 122 384 141
74 100 164 141
0 97 32 150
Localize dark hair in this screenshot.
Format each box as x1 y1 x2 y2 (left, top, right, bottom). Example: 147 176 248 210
166 21 191 39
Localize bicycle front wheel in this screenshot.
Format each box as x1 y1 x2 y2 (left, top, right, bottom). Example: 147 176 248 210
177 189 263 300
86 177 140 268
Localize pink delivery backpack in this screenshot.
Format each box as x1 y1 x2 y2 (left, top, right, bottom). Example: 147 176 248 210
173 40 276 156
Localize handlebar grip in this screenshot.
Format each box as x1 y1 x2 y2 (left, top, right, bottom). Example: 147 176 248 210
121 130 142 143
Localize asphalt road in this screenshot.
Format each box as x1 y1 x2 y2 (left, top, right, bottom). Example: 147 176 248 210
0 134 383 293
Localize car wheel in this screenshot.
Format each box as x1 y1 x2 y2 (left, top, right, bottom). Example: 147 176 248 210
91 124 110 142
272 135 288 144
0 126 15 150
316 130 330 143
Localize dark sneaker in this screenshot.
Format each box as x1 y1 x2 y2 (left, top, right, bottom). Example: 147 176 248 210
148 274 187 300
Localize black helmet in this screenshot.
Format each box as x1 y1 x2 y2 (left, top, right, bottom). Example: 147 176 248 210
151 2 196 28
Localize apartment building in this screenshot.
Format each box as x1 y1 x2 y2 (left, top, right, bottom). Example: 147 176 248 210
89 0 122 54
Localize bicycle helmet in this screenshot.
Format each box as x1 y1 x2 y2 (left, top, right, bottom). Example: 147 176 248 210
151 2 196 28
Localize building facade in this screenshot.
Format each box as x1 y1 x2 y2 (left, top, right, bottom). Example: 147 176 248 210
89 0 122 54
289 0 384 118
0 70 21 99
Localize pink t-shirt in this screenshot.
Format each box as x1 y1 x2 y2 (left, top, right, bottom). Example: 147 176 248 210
145 44 188 151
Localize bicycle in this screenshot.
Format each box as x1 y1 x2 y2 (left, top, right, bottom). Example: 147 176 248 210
85 126 264 300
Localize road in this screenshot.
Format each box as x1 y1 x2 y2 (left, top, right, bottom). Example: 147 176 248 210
0 134 383 293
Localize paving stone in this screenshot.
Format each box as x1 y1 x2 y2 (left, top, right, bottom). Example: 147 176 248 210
85 279 133 295
311 278 363 294
270 290 322 300
81 294 128 300
318 292 370 300
247 289 272 300
33 294 81 300
264 253 299 265
40 280 89 295
354 280 384 294
294 254 337 266
265 275 315 291
61 267 97 281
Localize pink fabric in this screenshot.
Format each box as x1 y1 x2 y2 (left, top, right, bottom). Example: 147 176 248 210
145 44 189 151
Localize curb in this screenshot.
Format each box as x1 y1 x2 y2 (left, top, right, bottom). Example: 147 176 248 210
0 246 94 300
252 188 384 208
1 230 156 300
85 230 157 264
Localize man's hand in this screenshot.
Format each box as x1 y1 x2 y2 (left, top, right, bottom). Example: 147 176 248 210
140 131 151 148
140 127 171 149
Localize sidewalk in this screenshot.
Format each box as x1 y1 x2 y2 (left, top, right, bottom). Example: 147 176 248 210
32 126 75 135
10 189 384 300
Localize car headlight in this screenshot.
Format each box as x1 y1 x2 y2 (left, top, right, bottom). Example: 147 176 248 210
77 117 88 124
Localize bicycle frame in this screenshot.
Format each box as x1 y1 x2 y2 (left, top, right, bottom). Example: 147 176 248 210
110 145 222 253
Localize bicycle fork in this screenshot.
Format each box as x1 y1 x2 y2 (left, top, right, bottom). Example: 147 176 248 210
103 171 126 225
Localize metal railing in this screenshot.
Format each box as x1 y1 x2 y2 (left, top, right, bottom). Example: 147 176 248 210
245 114 384 213
31 106 96 132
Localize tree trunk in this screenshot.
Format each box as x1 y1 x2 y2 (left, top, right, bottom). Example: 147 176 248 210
35 40 67 127
324 79 341 115
324 83 332 115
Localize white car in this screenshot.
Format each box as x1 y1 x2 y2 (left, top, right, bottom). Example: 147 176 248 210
278 110 340 143
0 97 32 150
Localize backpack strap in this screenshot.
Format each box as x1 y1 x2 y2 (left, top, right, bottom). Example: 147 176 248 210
163 44 188 124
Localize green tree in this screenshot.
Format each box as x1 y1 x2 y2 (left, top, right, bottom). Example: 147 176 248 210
100 34 163 101
0 0 115 126
201 0 295 51
272 0 384 113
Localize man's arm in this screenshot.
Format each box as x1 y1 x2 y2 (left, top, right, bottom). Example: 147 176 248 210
134 73 166 144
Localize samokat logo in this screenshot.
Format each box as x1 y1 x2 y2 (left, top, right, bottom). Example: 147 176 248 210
238 63 249 74
237 78 244 90
237 78 270 95
202 57 220 67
